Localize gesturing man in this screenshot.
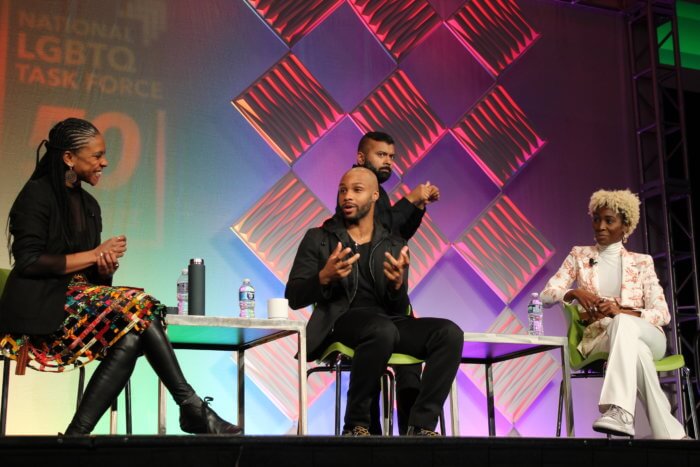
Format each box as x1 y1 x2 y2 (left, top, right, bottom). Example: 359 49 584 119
343 131 441 434
286 167 462 436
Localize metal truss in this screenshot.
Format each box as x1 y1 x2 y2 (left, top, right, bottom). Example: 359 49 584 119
555 0 699 435
626 0 699 436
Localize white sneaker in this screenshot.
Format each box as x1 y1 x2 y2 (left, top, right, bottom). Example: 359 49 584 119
592 405 635 437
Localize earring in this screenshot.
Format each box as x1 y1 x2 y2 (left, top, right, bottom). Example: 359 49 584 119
623 233 629 243
65 165 77 186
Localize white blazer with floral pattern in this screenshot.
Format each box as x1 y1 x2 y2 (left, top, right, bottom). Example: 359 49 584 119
540 245 670 329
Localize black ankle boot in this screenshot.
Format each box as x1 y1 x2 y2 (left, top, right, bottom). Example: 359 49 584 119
179 396 242 435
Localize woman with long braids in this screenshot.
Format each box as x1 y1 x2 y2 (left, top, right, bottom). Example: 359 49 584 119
0 118 241 435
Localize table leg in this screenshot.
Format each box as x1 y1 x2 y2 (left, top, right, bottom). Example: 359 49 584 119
158 321 168 434
235 350 245 433
485 363 495 436
297 328 308 435
158 379 166 434
449 377 459 436
560 345 575 437
109 399 118 434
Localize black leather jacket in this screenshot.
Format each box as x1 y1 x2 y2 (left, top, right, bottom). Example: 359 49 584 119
285 215 410 360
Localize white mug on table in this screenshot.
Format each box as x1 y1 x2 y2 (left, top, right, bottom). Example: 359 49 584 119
267 298 289 319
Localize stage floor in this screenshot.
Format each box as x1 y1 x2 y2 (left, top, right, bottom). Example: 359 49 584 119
1 435 698 467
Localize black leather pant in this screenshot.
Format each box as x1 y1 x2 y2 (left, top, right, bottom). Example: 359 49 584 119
65 317 194 434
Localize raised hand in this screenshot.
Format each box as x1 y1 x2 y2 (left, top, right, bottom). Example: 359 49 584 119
407 181 440 209
319 242 360 285
426 181 440 203
383 245 409 290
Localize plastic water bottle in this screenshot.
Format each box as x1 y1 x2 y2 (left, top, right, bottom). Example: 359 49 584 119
527 292 544 336
239 278 255 318
176 268 188 315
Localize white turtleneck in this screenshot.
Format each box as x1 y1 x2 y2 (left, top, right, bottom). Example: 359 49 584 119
596 241 623 299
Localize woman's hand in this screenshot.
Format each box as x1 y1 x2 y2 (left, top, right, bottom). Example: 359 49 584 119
64 235 128 276
564 288 607 321
96 235 127 259
383 246 409 290
97 249 120 276
598 299 641 318
94 235 127 277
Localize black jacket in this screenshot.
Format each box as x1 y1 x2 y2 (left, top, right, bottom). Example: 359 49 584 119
0 176 103 335
285 215 410 361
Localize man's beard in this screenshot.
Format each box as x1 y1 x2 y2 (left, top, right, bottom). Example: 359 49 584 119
363 161 391 184
344 201 373 224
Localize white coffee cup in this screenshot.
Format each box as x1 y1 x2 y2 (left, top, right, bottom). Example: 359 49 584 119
267 298 289 319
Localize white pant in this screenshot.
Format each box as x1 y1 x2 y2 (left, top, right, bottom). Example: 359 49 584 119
591 314 686 439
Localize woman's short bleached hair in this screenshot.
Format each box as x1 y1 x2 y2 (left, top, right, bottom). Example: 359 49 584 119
588 189 641 235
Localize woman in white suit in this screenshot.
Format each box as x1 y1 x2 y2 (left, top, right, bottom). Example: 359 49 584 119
540 189 688 439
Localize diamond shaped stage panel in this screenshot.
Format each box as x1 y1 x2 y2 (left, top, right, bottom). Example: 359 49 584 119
292 2 396 112
452 85 545 188
453 195 554 304
401 23 495 128
401 133 499 242
461 307 560 423
351 70 444 177
447 0 540 77
389 184 450 292
232 54 344 165
349 0 441 61
246 0 344 46
292 117 365 211
232 171 330 283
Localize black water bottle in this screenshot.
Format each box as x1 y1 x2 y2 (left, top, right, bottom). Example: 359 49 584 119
188 258 205 315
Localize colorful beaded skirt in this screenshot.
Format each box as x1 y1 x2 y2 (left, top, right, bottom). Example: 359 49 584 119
0 274 164 372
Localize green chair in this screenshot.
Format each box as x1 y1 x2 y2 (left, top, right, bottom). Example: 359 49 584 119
555 302 698 437
0 268 7 297
0 267 130 435
307 341 446 436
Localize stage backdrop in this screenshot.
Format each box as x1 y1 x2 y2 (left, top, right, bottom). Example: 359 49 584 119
1 0 647 437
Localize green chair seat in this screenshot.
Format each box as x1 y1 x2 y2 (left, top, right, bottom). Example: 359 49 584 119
317 341 425 367
654 354 686 372
0 268 9 293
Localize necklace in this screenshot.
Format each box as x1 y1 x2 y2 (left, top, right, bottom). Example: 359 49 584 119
349 232 370 245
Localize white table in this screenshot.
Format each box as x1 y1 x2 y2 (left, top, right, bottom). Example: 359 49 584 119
158 314 307 434
449 332 573 437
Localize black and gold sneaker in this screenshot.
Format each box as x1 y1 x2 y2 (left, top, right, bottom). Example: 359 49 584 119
406 426 439 436
342 426 371 437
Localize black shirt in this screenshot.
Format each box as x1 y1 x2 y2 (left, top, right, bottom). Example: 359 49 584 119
349 242 378 310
